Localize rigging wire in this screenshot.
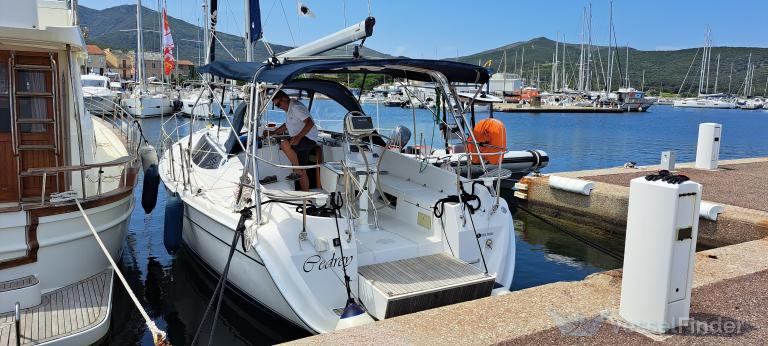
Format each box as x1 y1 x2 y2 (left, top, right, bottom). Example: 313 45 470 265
277 0 297 46
222 0 244 38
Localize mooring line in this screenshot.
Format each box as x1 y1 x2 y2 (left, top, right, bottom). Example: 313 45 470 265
75 199 169 345
516 204 624 262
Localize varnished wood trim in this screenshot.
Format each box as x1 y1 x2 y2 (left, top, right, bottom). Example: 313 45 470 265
0 187 134 270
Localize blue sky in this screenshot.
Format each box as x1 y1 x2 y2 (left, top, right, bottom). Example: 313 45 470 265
81 0 768 58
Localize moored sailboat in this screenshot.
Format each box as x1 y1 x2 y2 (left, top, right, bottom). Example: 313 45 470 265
120 0 173 118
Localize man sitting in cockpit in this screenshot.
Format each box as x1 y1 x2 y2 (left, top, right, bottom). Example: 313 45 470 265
265 90 319 191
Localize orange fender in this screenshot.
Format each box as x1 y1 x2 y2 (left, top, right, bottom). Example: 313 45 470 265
466 118 507 165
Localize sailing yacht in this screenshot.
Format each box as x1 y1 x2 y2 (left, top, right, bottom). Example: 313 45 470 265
0 0 141 343
674 98 736 109
674 27 737 110
159 56 517 333
120 0 173 118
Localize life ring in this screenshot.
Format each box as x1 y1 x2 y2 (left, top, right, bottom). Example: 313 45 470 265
467 118 507 165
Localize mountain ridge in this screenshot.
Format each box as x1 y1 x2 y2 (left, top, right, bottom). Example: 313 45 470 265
455 37 768 95
78 4 391 64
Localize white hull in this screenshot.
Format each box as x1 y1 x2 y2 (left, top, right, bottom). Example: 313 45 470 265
161 128 516 334
179 98 228 118
673 99 736 109
0 195 133 344
121 96 174 117
0 196 132 289
179 199 313 331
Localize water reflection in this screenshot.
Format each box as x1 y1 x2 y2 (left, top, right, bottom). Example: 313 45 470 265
511 211 624 291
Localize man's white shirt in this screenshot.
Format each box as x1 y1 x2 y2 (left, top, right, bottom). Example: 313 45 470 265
285 99 319 142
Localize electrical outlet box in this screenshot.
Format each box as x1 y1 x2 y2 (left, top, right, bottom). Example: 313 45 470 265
619 177 702 333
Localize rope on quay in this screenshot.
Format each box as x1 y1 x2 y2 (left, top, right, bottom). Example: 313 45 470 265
74 199 170 346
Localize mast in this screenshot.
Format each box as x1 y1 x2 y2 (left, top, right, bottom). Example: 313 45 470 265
136 0 145 91
714 53 720 93
520 47 525 82
606 1 613 95
551 51 555 91
158 0 163 85
244 0 253 61
202 0 210 65
705 29 712 93
625 44 629 88
698 27 710 95
502 50 507 94
744 53 753 97
562 34 566 89
553 34 559 91
728 61 733 94
578 6 585 91
513 49 518 76
208 0 218 63
585 2 593 91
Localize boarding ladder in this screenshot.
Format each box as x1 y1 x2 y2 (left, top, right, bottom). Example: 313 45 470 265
10 53 62 201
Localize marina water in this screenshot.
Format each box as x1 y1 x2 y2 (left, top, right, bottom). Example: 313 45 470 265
107 104 768 345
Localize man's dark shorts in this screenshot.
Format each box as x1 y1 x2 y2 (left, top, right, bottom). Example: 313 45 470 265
291 137 316 152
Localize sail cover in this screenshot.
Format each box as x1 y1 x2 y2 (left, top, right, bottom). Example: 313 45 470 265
249 0 262 43
162 7 175 76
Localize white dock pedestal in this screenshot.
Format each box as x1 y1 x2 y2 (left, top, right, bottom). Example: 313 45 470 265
695 123 721 170
619 177 702 333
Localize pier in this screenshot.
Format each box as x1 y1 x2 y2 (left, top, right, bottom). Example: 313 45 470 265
520 157 768 247
493 104 625 113
288 238 768 345
287 156 768 344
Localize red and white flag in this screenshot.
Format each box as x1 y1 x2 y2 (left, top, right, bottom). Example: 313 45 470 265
162 7 175 76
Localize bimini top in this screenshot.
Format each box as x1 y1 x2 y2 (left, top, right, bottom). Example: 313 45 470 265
197 58 490 85
284 79 363 113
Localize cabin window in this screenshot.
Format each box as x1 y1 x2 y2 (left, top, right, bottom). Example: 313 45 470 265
192 137 223 169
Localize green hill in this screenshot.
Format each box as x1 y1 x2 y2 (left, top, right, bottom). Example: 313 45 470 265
457 37 768 96
78 6 767 96
78 5 390 64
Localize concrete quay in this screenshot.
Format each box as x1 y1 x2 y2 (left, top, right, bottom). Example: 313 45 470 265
287 238 768 345
519 157 768 248
285 157 768 345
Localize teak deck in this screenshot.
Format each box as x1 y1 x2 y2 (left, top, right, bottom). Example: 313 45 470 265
0 270 112 346
359 253 493 297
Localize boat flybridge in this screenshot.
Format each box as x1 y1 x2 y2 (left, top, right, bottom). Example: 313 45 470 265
159 58 517 333
0 0 142 344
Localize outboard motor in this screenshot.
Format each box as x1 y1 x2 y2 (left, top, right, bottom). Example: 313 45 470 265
139 145 160 214
389 125 411 150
